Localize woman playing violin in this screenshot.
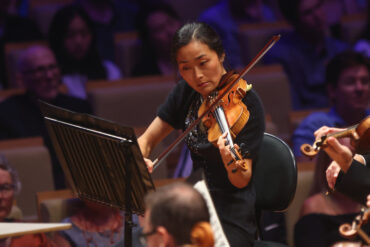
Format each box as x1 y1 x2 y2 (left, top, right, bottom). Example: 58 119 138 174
138 22 265 246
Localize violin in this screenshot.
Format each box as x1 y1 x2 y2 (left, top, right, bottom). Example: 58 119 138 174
339 207 370 244
198 72 252 171
300 116 370 158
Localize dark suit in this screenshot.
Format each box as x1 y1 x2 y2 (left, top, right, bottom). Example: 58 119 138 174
336 154 370 205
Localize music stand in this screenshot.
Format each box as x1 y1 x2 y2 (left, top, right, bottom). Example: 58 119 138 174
39 101 155 247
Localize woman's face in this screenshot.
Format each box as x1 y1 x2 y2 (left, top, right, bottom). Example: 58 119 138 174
176 40 225 97
147 11 181 56
0 169 14 222
64 15 92 61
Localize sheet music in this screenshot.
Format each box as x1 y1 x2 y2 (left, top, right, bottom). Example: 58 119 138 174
194 180 230 247
0 223 71 238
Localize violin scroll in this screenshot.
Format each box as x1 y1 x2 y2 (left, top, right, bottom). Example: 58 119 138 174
300 116 370 158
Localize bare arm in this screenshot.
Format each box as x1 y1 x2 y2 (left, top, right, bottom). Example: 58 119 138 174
217 133 252 188
138 117 174 171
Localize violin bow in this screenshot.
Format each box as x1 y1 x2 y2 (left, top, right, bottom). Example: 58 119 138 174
152 34 281 170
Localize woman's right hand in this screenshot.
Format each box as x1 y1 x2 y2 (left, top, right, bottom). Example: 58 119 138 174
144 158 154 173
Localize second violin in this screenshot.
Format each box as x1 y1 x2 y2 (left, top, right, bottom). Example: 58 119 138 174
300 116 370 158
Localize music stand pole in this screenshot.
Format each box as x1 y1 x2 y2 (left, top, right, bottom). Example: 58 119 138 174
120 140 133 247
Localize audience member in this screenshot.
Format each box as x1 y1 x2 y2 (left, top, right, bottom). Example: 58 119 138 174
0 154 55 247
354 3 370 57
323 0 367 40
294 151 366 247
48 5 122 99
264 0 349 110
0 0 43 88
53 199 140 247
292 51 370 159
132 2 181 77
0 45 92 189
76 0 138 62
199 0 277 69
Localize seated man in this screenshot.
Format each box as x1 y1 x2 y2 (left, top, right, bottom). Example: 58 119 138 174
112 182 213 247
0 45 92 189
0 154 55 246
292 51 370 159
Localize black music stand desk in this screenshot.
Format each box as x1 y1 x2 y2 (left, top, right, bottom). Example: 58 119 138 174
40 101 155 247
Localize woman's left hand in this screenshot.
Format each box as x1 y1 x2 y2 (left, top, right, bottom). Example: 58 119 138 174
217 132 252 188
217 132 234 168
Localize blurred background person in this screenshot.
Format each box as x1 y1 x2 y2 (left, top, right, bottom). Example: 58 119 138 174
264 0 349 110
0 45 92 189
48 5 122 99
76 0 138 62
0 0 42 88
131 2 181 77
199 0 278 69
354 3 370 58
292 51 370 160
53 199 140 247
0 154 55 247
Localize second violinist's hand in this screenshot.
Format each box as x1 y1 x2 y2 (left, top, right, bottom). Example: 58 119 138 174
367 195 370 208
314 126 353 172
143 158 154 173
326 161 341 190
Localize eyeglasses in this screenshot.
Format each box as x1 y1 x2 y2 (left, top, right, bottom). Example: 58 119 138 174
23 64 59 76
0 183 15 197
139 228 157 245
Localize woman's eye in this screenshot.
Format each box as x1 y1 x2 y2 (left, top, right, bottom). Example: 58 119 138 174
200 60 208 66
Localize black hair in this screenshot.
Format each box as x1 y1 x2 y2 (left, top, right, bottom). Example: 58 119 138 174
278 0 301 26
326 50 370 89
0 154 21 194
171 22 224 64
48 4 106 80
145 182 210 245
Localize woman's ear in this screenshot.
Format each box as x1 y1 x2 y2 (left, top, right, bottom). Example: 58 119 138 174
220 53 225 63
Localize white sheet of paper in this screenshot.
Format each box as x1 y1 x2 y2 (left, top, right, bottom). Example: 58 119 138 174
0 222 72 238
194 180 230 247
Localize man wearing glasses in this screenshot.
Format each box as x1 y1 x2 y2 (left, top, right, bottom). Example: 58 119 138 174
0 45 92 189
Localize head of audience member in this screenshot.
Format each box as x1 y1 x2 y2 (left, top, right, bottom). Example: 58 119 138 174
18 45 61 101
228 0 270 21
326 51 370 124
0 155 20 222
279 0 327 43
0 0 11 18
142 182 212 247
48 5 106 79
136 2 181 61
